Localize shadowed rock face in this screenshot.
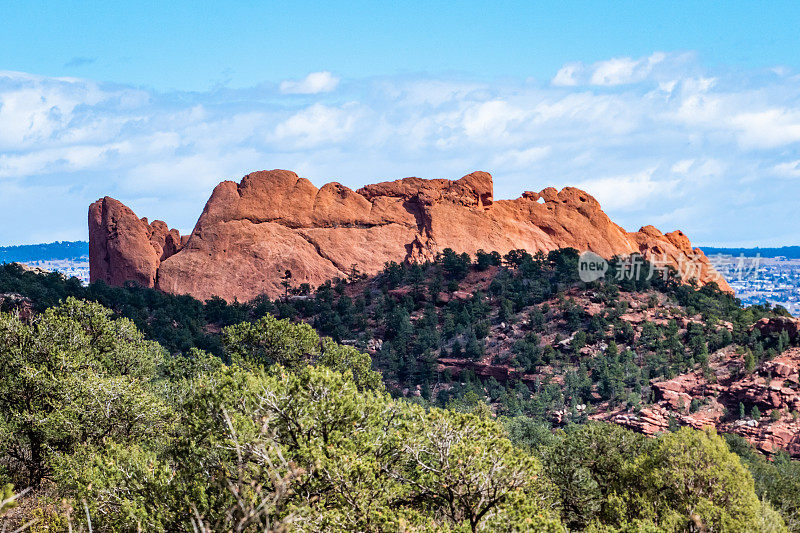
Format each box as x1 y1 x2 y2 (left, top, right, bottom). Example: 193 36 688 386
88 197 184 288
88 169 730 302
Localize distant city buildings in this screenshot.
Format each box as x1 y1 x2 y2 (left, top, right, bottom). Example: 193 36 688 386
709 254 800 316
21 258 90 285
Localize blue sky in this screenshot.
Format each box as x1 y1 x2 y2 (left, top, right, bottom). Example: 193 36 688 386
2 1 800 246
5 1 800 91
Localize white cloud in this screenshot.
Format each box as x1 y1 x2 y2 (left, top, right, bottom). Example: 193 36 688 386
552 63 582 86
590 52 667 86
694 159 725 179
491 146 551 170
380 79 485 107
590 57 641 86
671 159 695 174
279 71 339 94
669 158 724 180
573 169 677 210
729 108 800 149
3 53 800 246
461 100 526 139
658 80 678 94
551 52 674 87
0 71 146 151
123 148 265 195
774 159 800 178
272 103 363 148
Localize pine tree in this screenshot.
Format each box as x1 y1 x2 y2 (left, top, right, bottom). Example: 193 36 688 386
778 330 790 353
668 414 679 432
450 339 463 358
465 332 484 361
744 350 756 374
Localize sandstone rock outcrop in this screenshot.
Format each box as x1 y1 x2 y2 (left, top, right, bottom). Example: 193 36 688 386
89 170 730 302
89 197 184 288
611 348 800 457
754 316 800 342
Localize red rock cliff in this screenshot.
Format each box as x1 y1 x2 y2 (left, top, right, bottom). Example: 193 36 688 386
88 197 184 288
89 170 730 301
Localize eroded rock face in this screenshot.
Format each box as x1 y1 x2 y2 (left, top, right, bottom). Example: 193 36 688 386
89 170 730 302
611 348 800 457
88 197 183 288
754 316 800 342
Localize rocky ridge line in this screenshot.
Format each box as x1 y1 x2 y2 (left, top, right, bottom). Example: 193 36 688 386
89 169 730 301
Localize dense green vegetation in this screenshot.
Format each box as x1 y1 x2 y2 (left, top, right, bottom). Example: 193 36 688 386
0 298 791 531
263 249 786 419
0 263 244 356
0 241 88 263
1 251 799 530
0 249 792 420
725 434 800 532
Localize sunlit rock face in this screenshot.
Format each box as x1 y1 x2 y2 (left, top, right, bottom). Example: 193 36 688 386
89 169 729 302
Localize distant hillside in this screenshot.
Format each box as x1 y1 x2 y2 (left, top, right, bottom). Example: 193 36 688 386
701 245 800 258
0 240 89 263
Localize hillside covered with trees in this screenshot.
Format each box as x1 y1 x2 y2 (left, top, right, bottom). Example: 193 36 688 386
1 250 800 530
701 245 800 259
0 241 88 263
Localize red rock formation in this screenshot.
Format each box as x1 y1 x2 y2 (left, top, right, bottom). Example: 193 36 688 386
437 358 515 382
89 170 730 302
88 197 183 288
0 291 34 321
754 316 800 342
610 348 800 457
727 349 800 414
